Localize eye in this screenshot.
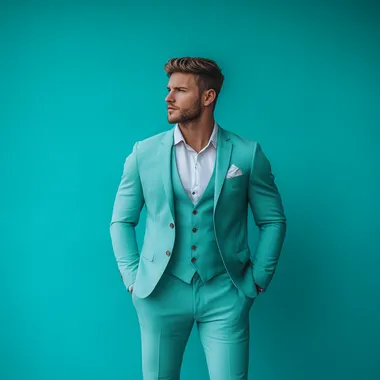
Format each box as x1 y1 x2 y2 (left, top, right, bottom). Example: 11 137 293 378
167 88 185 92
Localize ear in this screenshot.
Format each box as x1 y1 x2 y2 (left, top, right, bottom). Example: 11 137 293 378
203 89 216 107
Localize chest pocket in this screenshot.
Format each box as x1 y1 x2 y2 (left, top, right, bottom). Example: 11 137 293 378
223 173 248 191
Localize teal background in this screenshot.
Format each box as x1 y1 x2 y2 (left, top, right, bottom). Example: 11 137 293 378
1 1 379 379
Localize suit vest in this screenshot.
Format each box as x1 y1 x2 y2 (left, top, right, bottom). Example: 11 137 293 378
165 146 227 283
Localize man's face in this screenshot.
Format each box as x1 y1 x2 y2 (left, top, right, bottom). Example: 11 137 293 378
165 72 203 124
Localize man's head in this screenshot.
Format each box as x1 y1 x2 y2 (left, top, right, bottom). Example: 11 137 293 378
164 57 224 124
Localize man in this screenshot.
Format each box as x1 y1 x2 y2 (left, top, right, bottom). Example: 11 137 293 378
110 57 286 380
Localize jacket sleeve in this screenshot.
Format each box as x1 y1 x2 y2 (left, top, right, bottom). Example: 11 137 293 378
248 142 287 290
110 141 145 290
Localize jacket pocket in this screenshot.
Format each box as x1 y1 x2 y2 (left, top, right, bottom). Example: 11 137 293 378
224 173 247 189
141 248 155 262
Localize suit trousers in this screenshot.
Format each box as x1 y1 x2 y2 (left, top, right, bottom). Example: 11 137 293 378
131 270 255 380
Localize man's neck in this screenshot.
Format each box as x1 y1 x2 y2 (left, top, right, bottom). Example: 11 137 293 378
178 120 215 153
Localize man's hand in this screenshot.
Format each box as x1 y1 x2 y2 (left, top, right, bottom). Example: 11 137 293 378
255 283 265 293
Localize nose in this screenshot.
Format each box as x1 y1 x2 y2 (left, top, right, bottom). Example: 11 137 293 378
165 91 174 103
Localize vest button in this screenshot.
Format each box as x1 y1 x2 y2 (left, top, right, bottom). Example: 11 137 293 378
192 227 197 233
166 250 171 256
169 223 174 229
191 245 197 251
192 210 198 215
191 257 197 263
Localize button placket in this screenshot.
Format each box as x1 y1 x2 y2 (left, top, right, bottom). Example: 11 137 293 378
191 206 198 264
192 155 199 202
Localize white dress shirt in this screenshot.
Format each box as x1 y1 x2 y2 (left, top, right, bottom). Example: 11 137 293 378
173 122 218 205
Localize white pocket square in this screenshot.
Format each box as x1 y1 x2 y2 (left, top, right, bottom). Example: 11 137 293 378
225 164 243 179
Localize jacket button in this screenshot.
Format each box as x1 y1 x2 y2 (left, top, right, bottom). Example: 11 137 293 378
166 250 171 256
192 210 198 215
191 257 197 263
192 227 197 233
169 223 174 229
191 245 197 251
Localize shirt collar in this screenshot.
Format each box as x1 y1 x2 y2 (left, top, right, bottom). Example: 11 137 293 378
173 122 218 148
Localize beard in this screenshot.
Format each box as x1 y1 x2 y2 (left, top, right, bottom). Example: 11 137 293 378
167 97 202 124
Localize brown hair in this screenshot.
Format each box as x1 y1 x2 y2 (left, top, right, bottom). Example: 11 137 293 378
164 57 224 109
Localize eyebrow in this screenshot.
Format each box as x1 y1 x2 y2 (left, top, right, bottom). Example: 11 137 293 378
167 86 188 90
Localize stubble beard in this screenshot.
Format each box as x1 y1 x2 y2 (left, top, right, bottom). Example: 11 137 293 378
167 97 202 125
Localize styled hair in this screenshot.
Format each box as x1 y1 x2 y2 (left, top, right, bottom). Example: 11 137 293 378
164 57 224 109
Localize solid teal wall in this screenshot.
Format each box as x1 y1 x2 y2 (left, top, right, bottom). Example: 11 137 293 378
1 1 379 379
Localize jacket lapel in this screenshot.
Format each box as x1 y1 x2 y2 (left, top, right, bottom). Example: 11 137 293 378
160 128 175 221
213 126 232 214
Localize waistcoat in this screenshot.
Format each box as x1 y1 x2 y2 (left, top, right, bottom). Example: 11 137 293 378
165 146 227 283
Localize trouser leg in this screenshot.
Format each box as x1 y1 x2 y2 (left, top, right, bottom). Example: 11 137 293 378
195 272 255 380
132 272 194 380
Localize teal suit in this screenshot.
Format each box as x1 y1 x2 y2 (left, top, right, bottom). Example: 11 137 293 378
110 124 286 379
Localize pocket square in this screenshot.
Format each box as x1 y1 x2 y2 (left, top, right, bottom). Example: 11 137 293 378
226 164 243 179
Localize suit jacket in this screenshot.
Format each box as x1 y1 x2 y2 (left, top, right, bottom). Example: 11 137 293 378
110 125 287 298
